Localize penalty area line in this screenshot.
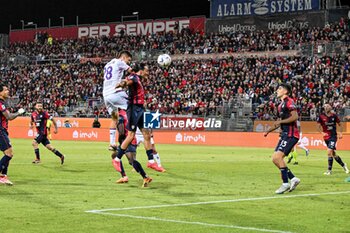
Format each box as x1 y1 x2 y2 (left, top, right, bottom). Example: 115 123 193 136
85 190 350 233
87 212 292 233
86 190 350 212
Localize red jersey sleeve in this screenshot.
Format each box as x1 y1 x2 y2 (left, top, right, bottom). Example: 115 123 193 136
44 111 51 119
0 103 7 112
335 114 340 123
286 98 296 111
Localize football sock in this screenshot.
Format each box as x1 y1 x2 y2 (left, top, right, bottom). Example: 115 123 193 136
153 153 161 166
116 146 125 160
146 149 154 162
328 157 334 171
287 168 295 180
120 160 126 177
132 160 147 178
34 148 40 160
1 160 10 175
109 128 116 145
280 167 289 183
334 155 345 167
0 155 12 175
52 149 63 158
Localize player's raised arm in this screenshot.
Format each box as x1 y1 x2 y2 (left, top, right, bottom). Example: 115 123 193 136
1 104 25 121
2 109 24 121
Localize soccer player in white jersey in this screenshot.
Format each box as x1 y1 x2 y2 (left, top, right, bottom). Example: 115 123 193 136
103 51 133 151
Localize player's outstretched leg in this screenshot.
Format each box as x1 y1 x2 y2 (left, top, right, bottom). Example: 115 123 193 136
46 144 65 165
132 160 152 187
334 154 349 174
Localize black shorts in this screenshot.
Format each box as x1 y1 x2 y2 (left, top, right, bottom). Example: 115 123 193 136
126 105 144 132
35 134 50 146
126 144 137 153
0 130 12 151
325 137 337 150
275 135 299 155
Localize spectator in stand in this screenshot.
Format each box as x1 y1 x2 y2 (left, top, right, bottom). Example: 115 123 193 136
92 117 101 128
47 35 53 46
64 119 72 128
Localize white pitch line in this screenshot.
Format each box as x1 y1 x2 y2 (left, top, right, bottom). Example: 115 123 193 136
86 190 350 212
88 212 292 233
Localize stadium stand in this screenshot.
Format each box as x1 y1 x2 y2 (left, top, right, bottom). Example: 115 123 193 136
0 19 349 125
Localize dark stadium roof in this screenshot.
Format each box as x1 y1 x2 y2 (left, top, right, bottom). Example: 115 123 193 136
0 0 210 33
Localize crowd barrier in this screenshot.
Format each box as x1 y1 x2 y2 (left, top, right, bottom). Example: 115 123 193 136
8 126 350 150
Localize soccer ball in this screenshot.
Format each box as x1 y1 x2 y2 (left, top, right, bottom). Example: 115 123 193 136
157 54 172 67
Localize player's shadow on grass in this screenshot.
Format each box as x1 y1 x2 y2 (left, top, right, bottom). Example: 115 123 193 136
14 178 88 187
0 190 62 209
162 170 209 183
38 164 86 173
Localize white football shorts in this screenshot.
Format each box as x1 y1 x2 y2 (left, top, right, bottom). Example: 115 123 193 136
103 91 128 114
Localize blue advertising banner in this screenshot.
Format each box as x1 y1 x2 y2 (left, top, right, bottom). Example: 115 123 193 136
206 11 325 33
210 0 320 18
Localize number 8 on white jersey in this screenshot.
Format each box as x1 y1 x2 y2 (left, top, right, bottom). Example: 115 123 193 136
103 58 130 97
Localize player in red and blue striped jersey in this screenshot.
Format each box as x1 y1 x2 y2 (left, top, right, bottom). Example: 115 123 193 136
30 103 65 164
0 83 26 185
264 83 301 194
317 104 349 175
112 63 163 187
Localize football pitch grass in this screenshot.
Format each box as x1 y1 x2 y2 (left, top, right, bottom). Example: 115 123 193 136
1 139 350 233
